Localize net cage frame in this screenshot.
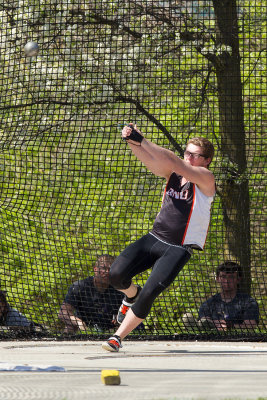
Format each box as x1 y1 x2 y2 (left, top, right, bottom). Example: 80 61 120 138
0 0 266 341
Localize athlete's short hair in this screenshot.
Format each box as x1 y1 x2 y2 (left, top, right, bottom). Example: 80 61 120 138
187 137 214 164
216 261 242 278
94 254 115 269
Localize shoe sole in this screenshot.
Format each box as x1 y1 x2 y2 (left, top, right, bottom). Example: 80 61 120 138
102 342 119 352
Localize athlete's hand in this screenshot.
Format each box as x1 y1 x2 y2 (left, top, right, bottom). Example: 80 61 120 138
122 123 143 145
121 123 133 140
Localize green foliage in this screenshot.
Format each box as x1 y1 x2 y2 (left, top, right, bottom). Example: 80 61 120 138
0 0 266 335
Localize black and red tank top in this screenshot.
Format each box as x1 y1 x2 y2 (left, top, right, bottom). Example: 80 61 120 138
151 172 214 250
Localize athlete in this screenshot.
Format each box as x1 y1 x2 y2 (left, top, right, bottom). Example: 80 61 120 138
102 124 215 352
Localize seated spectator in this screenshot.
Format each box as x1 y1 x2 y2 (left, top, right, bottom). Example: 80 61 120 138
58 254 124 333
198 261 259 331
0 289 32 328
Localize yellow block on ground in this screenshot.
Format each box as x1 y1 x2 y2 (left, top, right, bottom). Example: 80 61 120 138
101 370 121 385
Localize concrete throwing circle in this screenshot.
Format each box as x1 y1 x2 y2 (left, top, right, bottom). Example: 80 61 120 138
1 341 267 400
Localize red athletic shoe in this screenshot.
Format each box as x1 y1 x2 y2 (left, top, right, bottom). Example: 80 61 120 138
102 336 122 352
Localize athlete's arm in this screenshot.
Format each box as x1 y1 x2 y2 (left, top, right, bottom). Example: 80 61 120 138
122 125 215 196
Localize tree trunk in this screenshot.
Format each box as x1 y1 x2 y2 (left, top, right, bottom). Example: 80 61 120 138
212 0 251 293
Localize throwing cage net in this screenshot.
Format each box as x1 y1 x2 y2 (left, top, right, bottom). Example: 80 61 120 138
0 0 266 340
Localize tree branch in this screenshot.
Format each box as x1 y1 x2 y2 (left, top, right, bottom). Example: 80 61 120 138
114 94 184 155
0 99 112 110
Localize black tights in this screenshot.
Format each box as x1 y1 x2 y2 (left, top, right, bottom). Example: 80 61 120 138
109 233 192 319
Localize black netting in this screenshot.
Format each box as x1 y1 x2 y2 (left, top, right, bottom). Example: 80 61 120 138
0 0 266 340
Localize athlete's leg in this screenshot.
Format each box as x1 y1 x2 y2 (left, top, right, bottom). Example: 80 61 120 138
132 244 191 319
109 233 158 292
102 234 157 351
109 233 158 324
115 308 144 339
119 282 139 299
109 244 191 343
